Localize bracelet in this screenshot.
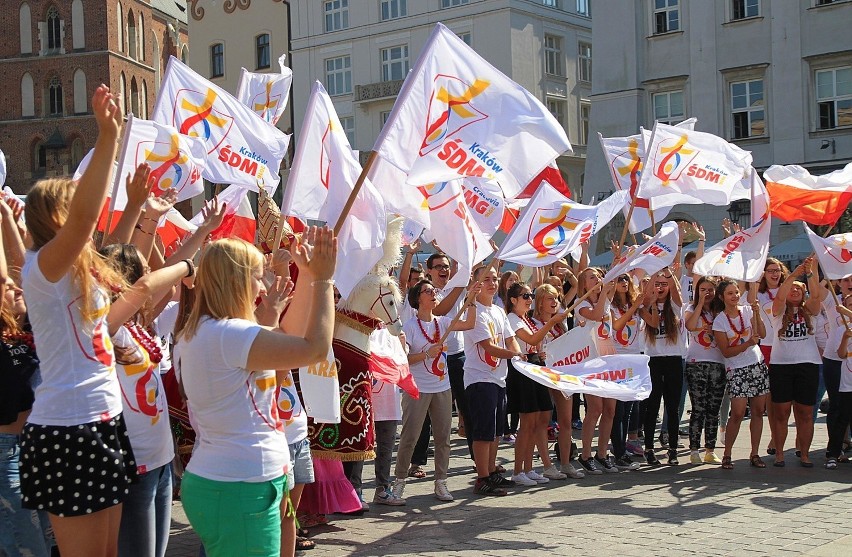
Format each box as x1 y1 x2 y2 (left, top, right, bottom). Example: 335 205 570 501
311 279 335 287
805 273 813 278
134 224 153 236
182 259 195 278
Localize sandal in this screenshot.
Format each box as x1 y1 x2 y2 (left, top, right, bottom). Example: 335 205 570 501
721 455 733 469
408 465 427 479
495 464 506 474
750 454 766 468
766 447 776 455
296 537 316 551
297 527 310 538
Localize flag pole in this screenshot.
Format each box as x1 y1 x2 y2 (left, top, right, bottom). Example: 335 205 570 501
333 150 377 235
615 201 636 259
650 209 657 235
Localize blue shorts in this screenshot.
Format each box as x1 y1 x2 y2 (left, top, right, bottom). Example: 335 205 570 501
287 438 315 486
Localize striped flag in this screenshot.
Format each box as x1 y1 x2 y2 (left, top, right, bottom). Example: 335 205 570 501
763 163 852 226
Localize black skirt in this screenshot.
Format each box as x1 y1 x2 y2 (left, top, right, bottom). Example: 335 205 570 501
20 413 138 517
506 356 554 414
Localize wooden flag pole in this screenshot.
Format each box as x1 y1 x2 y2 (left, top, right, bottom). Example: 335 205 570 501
615 200 637 260
333 150 378 235
650 209 658 235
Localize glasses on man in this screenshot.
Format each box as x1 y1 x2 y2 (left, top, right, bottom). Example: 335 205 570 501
430 264 451 271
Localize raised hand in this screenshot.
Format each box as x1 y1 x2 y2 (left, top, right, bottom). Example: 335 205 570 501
92 85 122 139
146 188 177 217
198 197 226 234
269 248 293 277
293 226 337 280
257 275 294 324
126 164 153 209
694 222 706 241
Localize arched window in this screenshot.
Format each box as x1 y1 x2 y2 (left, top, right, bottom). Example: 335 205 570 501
117 1 123 52
141 80 148 119
152 34 161 90
256 33 270 70
46 6 61 51
139 13 145 61
181 45 188 64
120 72 127 115
20 3 32 54
127 10 137 60
48 76 63 116
71 0 84 49
33 139 47 173
21 73 35 117
70 137 85 169
130 77 139 116
73 69 87 114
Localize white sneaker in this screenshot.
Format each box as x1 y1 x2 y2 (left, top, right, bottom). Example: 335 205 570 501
391 478 406 499
373 487 406 506
434 479 454 501
541 465 568 480
560 463 586 479
525 470 551 484
510 472 537 486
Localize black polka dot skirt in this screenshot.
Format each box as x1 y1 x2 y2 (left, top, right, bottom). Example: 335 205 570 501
19 413 138 517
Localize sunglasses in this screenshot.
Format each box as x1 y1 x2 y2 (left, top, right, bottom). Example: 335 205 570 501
618 276 630 283
520 293 534 300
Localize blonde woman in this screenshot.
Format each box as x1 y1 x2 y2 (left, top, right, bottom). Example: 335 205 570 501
175 229 336 557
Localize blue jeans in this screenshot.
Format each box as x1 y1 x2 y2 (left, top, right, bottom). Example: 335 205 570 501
0 433 53 557
118 463 173 557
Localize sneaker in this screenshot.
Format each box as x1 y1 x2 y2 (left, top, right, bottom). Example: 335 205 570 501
645 450 661 466
572 418 583 430
473 476 507 496
614 455 641 471
542 465 568 480
502 434 516 444
594 454 620 473
560 463 586 479
577 456 603 475
690 451 702 465
390 478 406 500
678 429 690 438
490 471 516 487
373 487 406 506
434 479 454 501
659 432 670 447
525 470 551 484
703 452 722 465
626 440 645 456
667 449 679 466
547 426 558 441
825 458 838 470
510 472 537 486
357 490 370 512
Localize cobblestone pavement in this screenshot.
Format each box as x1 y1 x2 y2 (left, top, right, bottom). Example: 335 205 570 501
166 416 852 556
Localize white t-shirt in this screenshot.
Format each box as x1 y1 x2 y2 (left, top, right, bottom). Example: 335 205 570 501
644 302 686 357
176 317 289 482
21 252 122 426
768 310 822 365
402 315 452 394
399 297 417 329
435 286 465 355
753 289 778 348
463 302 514 388
277 370 308 444
112 326 174 473
372 378 401 421
575 298 617 355
712 305 763 370
823 296 846 362
154 301 179 375
611 305 645 355
814 308 829 353
685 305 725 364
834 328 852 392
680 275 694 304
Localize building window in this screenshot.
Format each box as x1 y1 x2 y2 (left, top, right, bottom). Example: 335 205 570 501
816 66 852 129
578 42 592 83
545 35 562 77
653 90 684 125
542 0 559 8
324 0 349 32
381 0 406 20
117 2 123 52
340 116 355 146
210 43 224 78
71 138 84 169
48 76 63 116
256 34 270 69
73 68 87 114
381 111 392 125
325 55 352 95
441 0 469 7
654 0 679 34
580 101 591 144
576 0 590 15
816 0 836 5
21 73 35 117
127 10 137 60
381 45 409 82
20 3 33 54
547 98 565 126
732 0 759 20
731 79 764 139
457 32 472 46
46 6 61 51
33 141 46 172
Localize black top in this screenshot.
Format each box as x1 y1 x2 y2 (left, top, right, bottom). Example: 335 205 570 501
0 335 40 425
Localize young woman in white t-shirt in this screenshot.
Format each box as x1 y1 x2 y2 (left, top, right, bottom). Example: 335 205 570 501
637 268 685 466
826 293 852 469
176 230 337 557
758 258 788 456
768 258 823 467
712 280 767 470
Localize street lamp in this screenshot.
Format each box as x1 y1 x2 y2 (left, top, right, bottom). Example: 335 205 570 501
727 199 751 226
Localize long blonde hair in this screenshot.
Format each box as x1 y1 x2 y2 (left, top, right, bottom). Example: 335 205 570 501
25 178 127 322
179 238 262 340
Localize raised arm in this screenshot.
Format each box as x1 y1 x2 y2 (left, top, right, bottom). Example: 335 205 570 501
104 163 153 246
164 198 226 267
0 197 26 275
107 260 194 335
749 283 766 339
773 260 807 317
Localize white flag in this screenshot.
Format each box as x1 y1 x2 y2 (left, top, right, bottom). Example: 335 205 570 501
461 179 505 237
374 23 572 197
603 221 680 283
693 172 771 282
152 56 290 193
497 183 628 266
544 326 599 367
298 348 341 424
637 122 752 210
0 149 6 187
513 355 652 401
236 54 293 125
804 224 852 280
110 116 207 211
281 81 386 299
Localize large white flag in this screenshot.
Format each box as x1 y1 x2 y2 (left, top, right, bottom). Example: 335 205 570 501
804 224 852 280
513 355 652 401
236 54 293 126
461 179 505 237
152 56 290 193
374 23 572 197
544 326 599 367
693 172 771 282
110 115 207 211
281 81 386 299
497 183 628 266
636 122 752 210
603 221 680 283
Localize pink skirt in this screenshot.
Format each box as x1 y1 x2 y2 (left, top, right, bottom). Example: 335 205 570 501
297 458 361 515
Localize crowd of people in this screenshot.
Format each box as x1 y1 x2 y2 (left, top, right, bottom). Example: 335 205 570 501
2 86 851 557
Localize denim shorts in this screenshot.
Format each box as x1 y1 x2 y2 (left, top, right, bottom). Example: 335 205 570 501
287 438 315 486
